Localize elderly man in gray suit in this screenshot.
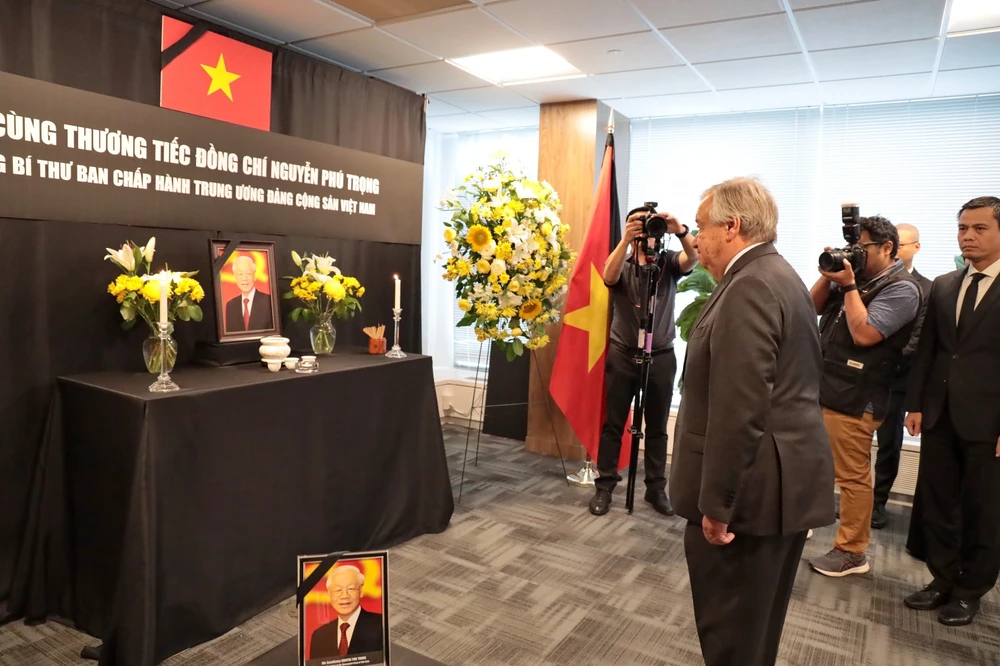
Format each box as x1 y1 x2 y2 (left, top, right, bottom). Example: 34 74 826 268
670 177 835 666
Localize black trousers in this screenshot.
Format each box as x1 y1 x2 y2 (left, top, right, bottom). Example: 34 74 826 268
594 344 676 493
873 387 907 507
921 407 1000 600
684 524 807 666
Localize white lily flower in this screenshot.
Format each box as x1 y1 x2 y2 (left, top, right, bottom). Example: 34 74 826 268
314 255 337 274
141 237 156 263
291 251 302 267
104 244 135 272
481 177 501 192
513 182 536 200
307 271 333 284
490 259 506 276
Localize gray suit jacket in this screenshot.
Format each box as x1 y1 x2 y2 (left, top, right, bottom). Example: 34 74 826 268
670 244 835 536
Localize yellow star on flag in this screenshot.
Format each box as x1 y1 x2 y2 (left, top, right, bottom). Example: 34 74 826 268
563 264 610 371
201 53 241 101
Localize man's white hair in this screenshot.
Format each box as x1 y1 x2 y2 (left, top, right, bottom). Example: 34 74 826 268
326 565 365 591
701 176 778 244
232 254 256 273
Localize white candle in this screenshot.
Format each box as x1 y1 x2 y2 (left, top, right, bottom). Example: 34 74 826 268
394 274 401 310
159 273 169 324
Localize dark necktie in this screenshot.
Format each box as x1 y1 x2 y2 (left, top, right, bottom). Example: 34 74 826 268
243 297 250 330
957 273 987 340
338 622 350 656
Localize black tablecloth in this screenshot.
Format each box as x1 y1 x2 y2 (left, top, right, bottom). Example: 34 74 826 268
9 351 453 666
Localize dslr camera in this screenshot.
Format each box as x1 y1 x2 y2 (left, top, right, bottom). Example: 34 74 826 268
818 203 867 274
628 201 667 259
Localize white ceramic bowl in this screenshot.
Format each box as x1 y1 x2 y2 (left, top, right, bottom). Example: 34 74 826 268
266 360 282 372
284 357 299 370
259 336 291 362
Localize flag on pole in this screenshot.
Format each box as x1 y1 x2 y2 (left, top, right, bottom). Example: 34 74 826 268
160 16 272 131
549 124 631 470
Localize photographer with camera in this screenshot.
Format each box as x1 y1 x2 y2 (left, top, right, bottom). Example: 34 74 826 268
808 211 921 578
588 205 698 517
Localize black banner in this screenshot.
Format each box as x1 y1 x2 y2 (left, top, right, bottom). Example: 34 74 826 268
0 71 423 244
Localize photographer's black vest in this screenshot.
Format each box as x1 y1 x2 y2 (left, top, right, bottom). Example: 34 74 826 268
818 265 920 420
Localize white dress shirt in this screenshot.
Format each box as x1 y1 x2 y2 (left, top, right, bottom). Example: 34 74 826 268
955 256 1000 325
241 288 256 319
337 605 361 646
725 242 766 276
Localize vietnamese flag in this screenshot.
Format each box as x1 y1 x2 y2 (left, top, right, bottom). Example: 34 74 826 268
549 131 631 470
160 16 272 131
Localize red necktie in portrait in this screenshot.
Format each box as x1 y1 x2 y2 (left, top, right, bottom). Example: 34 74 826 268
243 297 250 329
338 623 349 656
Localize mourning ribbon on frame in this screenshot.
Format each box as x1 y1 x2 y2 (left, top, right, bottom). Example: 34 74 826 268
296 551 348 607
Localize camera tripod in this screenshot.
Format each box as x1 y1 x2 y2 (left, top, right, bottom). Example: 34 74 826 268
624 247 661 514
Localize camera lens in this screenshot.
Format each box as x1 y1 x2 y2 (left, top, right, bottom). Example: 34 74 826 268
644 215 667 239
819 250 846 272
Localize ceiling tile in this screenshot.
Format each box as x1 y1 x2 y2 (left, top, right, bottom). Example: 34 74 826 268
380 6 532 59
934 65 1000 97
794 0 946 52
716 82 821 110
632 0 785 29
427 113 503 132
371 60 490 92
485 0 648 44
333 0 471 22
697 53 812 90
605 92 729 118
810 39 939 80
821 72 934 104
195 0 368 43
661 14 800 63
426 97 468 116
295 27 436 71
478 106 541 127
184 8 284 44
505 76 600 103
939 32 1000 71
786 0 855 8
549 31 682 75
589 66 709 97
433 85 536 111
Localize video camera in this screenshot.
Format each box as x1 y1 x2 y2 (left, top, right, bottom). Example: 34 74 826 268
627 202 667 259
818 203 867 274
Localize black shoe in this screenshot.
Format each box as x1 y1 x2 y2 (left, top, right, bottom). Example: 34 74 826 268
871 504 888 530
904 586 950 611
644 490 675 516
589 489 612 516
939 598 980 626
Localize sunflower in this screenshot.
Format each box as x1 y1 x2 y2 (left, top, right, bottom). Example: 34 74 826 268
466 224 492 253
519 299 543 321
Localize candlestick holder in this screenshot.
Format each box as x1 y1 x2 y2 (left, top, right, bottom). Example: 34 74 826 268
148 322 180 393
385 308 406 358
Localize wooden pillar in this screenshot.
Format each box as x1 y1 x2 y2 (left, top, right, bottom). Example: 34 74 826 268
525 100 628 461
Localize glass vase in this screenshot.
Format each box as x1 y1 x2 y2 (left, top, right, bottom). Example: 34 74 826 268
310 316 336 355
142 324 178 374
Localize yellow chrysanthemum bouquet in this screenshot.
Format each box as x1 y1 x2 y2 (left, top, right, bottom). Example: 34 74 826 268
283 251 365 354
104 237 205 374
439 151 574 360
104 238 206 331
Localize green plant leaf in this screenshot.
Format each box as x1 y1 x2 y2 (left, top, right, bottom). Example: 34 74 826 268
120 305 135 321
177 307 191 322
291 308 301 323
122 317 137 331
457 312 477 327
512 338 524 356
676 294 710 342
505 343 516 362
190 305 203 322
282 291 297 300
678 265 716 295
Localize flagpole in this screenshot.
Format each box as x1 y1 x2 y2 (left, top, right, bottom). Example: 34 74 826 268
566 110 616 489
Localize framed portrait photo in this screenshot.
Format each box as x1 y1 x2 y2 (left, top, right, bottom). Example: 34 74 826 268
298 551 390 666
209 240 281 343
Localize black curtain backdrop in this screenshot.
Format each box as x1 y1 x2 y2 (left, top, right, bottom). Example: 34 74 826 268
0 0 426 606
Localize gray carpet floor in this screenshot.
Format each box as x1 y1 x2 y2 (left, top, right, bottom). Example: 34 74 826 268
2 423 999 665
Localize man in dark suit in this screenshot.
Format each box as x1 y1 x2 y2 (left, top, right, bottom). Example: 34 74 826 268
903 196 1000 627
309 565 385 660
224 254 273 332
872 223 933 529
671 177 835 666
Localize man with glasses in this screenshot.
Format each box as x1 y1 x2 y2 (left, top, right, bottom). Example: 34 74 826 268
808 216 921 578
309 565 385 659
871 224 932 530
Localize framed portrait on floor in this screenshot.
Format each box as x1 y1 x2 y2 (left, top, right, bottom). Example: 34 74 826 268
298 551 390 666
209 240 281 343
